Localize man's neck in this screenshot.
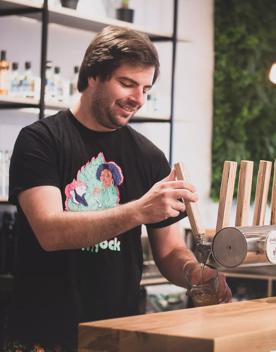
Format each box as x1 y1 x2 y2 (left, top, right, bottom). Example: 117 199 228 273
71 94 114 132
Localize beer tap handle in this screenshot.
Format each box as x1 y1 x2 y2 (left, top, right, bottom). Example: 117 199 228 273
235 160 254 227
253 160 272 226
174 162 205 238
216 161 237 233
270 160 276 225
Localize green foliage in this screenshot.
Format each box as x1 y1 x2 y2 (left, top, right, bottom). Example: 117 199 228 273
121 0 129 8
212 0 276 200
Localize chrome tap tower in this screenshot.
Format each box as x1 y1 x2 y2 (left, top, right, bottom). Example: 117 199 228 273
175 160 276 269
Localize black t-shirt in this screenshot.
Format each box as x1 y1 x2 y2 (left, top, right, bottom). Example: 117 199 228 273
8 110 183 347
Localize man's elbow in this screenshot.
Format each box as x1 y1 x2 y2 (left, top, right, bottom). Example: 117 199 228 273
34 227 60 252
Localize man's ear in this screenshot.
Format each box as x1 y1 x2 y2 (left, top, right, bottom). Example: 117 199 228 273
88 76 97 87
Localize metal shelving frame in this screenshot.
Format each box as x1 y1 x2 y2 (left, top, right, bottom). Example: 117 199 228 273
0 0 48 119
0 0 179 202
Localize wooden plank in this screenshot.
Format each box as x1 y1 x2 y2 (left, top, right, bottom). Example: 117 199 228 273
235 160 254 226
174 162 205 236
253 160 272 226
271 160 276 225
79 297 276 352
216 161 237 232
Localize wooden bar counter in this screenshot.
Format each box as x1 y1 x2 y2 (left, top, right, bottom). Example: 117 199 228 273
79 297 276 352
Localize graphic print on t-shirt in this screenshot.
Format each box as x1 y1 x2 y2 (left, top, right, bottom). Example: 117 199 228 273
65 152 124 212
65 152 124 254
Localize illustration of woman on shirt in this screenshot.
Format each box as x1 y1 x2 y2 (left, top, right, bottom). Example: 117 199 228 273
65 153 124 212
93 162 124 209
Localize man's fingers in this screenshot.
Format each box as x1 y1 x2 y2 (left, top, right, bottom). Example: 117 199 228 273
161 169 176 182
223 285 232 303
217 275 232 303
159 180 197 193
138 170 198 224
169 189 198 202
171 200 186 213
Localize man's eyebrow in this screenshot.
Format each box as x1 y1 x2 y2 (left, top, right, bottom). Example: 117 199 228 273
118 76 152 89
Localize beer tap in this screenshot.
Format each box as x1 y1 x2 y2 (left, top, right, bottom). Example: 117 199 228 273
174 159 276 269
174 162 211 264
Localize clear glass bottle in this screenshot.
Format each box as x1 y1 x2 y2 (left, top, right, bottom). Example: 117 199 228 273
147 91 158 115
45 60 54 101
21 61 35 98
69 65 79 97
0 50 10 96
1 150 11 198
9 62 20 97
53 66 63 102
0 150 3 197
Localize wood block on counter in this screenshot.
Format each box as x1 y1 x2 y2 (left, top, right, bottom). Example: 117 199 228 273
79 297 276 352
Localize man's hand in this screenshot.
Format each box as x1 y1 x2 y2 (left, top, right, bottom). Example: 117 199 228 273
216 270 232 303
136 169 198 224
184 262 232 304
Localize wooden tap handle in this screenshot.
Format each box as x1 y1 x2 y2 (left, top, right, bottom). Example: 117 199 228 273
235 160 254 227
270 160 276 225
216 161 237 232
253 160 272 226
174 162 204 236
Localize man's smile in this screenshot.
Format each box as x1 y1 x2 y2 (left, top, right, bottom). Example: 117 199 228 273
117 100 139 114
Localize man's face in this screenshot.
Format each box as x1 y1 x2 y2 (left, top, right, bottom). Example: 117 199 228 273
89 64 155 130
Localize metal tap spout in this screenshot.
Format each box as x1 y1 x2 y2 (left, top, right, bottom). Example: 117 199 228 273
194 234 212 265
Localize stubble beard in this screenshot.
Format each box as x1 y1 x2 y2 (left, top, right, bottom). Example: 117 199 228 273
91 92 134 130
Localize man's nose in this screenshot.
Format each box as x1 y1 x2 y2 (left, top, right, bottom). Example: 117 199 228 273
130 88 145 106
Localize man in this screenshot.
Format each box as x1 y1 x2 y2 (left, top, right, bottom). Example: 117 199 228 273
7 26 231 351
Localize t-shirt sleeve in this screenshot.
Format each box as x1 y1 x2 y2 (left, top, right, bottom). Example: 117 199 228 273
145 150 186 230
9 125 60 205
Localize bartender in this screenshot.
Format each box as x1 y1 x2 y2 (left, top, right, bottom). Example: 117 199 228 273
6 25 232 351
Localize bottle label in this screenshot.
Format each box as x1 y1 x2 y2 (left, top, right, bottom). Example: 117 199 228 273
0 69 9 95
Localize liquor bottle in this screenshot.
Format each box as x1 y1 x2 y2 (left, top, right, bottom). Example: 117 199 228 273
0 50 10 96
2 150 11 198
69 65 79 97
45 60 54 100
21 61 35 98
53 66 63 101
147 91 158 114
0 150 3 197
9 62 20 97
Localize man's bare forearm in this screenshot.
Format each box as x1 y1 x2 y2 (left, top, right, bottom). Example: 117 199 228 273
19 171 198 252
155 246 197 288
34 200 142 251
155 245 232 303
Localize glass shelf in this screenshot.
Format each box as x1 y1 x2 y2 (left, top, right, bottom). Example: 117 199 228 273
0 96 40 109
0 0 188 41
0 96 171 121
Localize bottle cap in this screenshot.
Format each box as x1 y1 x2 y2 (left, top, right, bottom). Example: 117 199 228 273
12 62 18 70
46 60 53 69
25 61 31 69
54 66 60 74
1 50 7 61
74 66 79 74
